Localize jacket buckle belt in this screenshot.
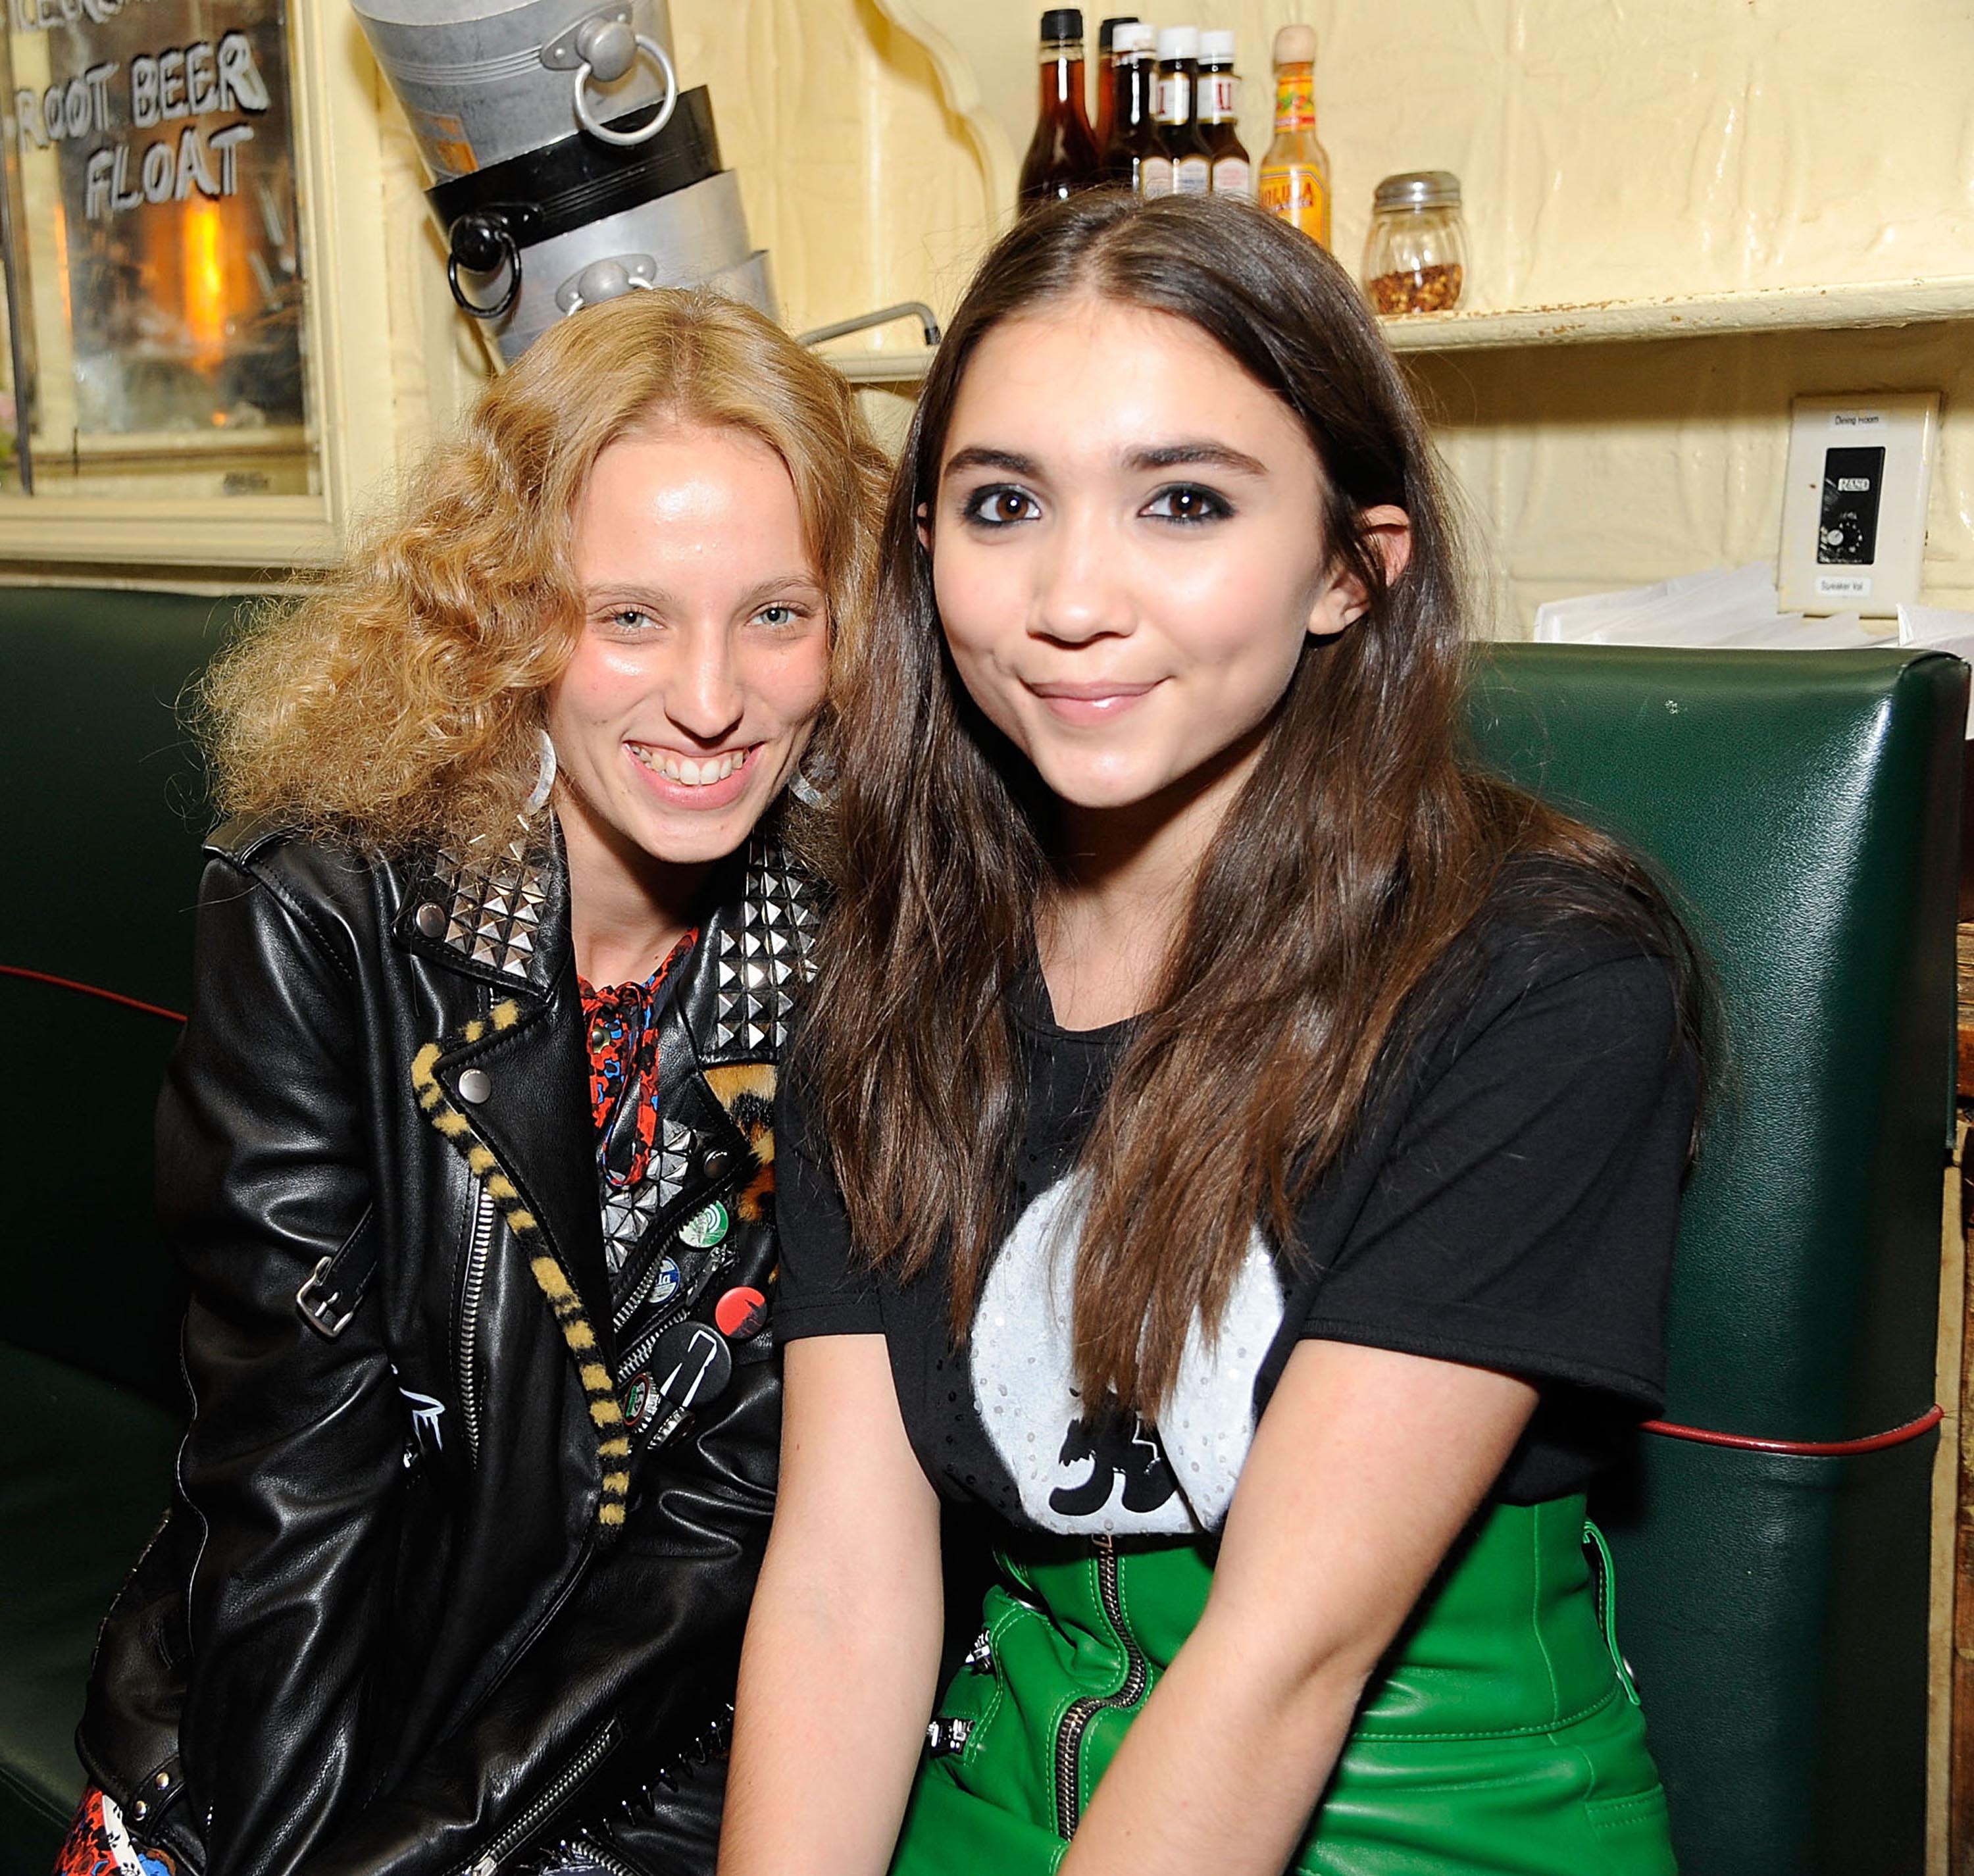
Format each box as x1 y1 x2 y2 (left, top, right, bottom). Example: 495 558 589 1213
296 1255 359 1338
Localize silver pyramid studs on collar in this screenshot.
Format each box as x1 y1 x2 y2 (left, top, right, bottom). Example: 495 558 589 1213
656 1118 693 1211
600 1117 697 1275
430 832 550 982
712 837 821 1055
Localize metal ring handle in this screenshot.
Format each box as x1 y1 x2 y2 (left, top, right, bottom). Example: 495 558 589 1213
561 258 659 314
446 220 522 321
573 33 678 146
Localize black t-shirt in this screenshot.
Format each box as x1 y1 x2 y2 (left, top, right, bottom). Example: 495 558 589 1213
776 886 1696 1533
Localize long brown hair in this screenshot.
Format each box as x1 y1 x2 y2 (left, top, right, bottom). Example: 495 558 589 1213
200 288 887 854
806 193 1695 1414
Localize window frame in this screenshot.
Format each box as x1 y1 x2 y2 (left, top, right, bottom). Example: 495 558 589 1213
0 5 398 569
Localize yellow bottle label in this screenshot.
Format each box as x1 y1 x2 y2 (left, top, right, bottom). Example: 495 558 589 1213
1259 166 1330 245
1273 67 1315 132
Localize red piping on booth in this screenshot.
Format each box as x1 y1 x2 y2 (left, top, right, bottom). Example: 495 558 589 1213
1642 1405 1943 1458
0 962 188 1025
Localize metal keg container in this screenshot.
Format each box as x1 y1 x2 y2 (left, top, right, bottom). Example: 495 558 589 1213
352 0 769 363
351 0 680 178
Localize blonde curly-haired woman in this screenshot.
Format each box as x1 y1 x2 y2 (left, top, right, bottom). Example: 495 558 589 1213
59 288 885 1876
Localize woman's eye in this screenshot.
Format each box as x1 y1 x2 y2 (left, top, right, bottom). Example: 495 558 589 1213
755 603 803 628
963 486 1042 527
605 608 655 633
1144 484 1231 524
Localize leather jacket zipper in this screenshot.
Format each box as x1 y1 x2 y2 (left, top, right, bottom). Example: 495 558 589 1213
568 1834 641 1876
456 1182 496 1461
609 1163 738 1338
1051 1536 1148 1837
459 1717 620 1876
614 1240 738 1384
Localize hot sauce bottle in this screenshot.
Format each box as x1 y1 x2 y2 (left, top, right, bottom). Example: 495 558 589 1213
1019 8 1102 214
1197 30 1251 198
1146 26 1211 198
1257 23 1331 245
1092 16 1138 152
1100 22 1159 191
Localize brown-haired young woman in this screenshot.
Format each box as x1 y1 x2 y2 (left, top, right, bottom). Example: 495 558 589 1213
61 289 885 1876
722 193 1700 1876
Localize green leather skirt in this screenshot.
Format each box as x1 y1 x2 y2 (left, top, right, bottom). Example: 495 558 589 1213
895 1495 1676 1875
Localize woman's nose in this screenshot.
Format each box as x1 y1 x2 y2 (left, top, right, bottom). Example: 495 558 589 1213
1032 511 1130 646
670 630 746 741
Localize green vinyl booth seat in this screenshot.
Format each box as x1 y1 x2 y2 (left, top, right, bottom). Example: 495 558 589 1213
0 599 1962 1876
1470 644 1965 1876
0 588 249 1874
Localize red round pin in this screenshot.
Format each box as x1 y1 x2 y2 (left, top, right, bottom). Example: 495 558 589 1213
714 1285 768 1339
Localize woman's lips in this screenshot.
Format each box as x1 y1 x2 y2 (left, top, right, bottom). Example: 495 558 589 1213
1025 678 1162 724
626 740 761 810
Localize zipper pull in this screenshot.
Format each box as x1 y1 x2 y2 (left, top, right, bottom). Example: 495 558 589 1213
926 1716 974 1756
1582 1518 1641 1705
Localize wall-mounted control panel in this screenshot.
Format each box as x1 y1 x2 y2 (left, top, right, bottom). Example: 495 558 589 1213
1778 392 1940 615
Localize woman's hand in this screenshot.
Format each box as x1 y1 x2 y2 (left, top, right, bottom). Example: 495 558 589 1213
719 1334 945 1876
1059 1338 1538 1876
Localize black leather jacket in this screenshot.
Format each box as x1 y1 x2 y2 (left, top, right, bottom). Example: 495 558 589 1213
77 815 815 1876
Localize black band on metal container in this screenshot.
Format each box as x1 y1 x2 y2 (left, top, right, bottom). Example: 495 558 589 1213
426 87 722 252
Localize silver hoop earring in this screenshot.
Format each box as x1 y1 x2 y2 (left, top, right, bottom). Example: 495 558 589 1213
788 741 836 808
524 728 557 815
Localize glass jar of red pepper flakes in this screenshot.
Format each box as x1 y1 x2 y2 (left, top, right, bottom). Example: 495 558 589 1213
1363 171 1469 315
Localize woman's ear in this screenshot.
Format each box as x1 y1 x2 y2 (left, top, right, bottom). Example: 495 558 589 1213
1307 505 1413 637
915 501 933 553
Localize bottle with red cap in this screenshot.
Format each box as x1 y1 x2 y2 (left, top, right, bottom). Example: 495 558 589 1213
1019 8 1103 213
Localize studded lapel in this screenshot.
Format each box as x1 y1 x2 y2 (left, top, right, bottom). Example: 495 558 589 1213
699 834 822 1064
403 819 815 1378
394 820 565 1000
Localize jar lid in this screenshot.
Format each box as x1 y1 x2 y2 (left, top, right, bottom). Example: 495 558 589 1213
1157 25 1200 59
1041 9 1084 42
1097 16 1138 50
1198 28 1236 63
1373 170 1462 211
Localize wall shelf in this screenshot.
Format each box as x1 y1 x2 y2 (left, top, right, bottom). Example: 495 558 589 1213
1379 276 1974 353
821 274 1974 388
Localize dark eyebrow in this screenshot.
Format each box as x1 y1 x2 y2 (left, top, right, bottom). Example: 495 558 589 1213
1125 441 1269 478
942 444 1040 479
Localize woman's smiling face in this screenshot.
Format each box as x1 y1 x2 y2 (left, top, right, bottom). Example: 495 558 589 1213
930 297 1373 817
547 422 829 876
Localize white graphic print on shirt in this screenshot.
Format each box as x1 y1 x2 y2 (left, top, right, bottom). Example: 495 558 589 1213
971 1173 1286 1536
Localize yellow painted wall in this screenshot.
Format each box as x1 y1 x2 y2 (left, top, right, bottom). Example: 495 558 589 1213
875 0 1974 305
853 0 1974 630
669 0 989 340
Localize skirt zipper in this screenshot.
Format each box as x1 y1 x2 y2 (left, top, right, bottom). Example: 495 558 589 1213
458 1717 620 1876
456 1181 495 1461
1051 1535 1150 1837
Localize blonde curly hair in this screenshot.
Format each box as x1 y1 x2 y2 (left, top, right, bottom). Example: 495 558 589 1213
201 288 888 853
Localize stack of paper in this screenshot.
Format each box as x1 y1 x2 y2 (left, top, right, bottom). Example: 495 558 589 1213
1532 563 1881 649
1531 565 1974 732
